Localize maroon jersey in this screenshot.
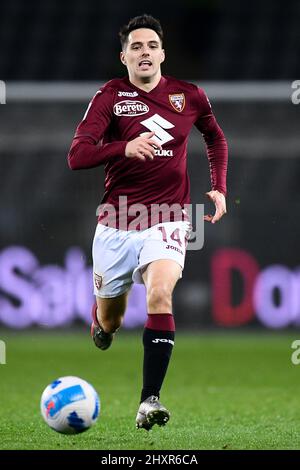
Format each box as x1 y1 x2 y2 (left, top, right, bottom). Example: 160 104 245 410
68 76 228 229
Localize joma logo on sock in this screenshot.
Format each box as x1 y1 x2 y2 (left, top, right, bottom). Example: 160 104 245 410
152 338 174 346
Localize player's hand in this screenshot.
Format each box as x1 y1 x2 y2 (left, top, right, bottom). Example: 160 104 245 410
125 132 162 161
204 190 227 224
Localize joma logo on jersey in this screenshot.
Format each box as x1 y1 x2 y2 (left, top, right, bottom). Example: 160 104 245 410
117 91 138 97
114 100 149 117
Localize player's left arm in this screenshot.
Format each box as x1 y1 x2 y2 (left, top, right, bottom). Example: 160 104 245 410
194 88 228 224
204 189 226 224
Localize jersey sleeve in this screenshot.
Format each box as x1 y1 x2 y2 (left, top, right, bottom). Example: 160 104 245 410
194 88 228 196
67 86 127 170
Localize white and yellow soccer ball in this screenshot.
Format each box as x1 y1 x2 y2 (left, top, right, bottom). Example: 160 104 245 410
40 376 100 434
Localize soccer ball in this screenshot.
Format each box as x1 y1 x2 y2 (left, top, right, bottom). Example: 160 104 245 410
40 376 100 434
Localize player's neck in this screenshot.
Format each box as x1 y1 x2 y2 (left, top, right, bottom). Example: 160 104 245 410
128 73 162 93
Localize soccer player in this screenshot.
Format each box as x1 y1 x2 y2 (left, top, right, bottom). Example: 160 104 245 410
67 14 228 431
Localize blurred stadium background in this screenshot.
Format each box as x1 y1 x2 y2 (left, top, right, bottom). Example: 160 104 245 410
0 0 299 331
0 0 300 450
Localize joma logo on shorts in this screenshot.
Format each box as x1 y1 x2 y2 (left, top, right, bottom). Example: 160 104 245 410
166 245 183 255
152 338 174 345
113 100 149 116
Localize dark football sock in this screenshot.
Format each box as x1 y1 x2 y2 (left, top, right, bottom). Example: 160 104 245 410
140 313 175 403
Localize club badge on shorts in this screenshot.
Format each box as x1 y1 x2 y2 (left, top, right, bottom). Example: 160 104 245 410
169 93 185 112
94 272 103 290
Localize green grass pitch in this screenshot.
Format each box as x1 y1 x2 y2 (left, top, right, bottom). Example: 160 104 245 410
0 329 300 450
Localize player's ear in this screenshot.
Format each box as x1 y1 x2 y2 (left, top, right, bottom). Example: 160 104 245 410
160 49 165 64
120 51 127 66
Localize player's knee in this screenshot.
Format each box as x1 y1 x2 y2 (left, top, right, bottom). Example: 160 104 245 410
147 284 172 311
100 316 122 333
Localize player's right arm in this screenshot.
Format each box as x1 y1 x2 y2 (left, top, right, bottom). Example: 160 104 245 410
125 132 161 161
67 87 159 169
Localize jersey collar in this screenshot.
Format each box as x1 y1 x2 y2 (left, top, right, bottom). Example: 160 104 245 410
124 76 166 96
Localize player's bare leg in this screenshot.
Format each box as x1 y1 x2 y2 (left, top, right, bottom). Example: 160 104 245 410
136 259 181 430
143 259 181 313
91 292 130 350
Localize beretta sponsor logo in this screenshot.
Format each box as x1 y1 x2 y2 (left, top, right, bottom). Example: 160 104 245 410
113 100 149 117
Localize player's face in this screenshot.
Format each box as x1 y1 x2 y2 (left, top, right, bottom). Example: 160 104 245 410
120 28 165 82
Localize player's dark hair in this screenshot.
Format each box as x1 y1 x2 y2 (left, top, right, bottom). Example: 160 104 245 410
119 14 163 50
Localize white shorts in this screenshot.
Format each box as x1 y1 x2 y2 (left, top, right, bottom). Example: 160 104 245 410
92 221 190 298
